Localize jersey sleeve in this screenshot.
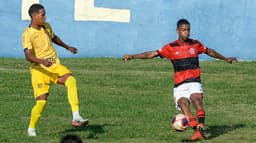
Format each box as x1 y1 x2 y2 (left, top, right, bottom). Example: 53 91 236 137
196 40 208 54
44 22 55 39
157 44 171 58
22 29 33 50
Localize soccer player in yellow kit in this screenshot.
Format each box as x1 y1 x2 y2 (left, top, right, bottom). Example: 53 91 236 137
22 4 88 136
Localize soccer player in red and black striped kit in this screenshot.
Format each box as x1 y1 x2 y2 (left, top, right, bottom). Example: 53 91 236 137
123 19 237 141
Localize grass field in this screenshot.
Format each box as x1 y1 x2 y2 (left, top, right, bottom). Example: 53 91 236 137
0 58 256 143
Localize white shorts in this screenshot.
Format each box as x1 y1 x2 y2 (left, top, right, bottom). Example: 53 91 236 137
173 82 204 110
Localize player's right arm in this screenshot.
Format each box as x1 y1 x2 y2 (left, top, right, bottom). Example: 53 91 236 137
123 51 159 61
22 28 52 67
24 48 52 67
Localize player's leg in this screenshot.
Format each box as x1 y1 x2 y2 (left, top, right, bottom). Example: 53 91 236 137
189 93 206 141
174 83 199 130
190 93 205 127
50 64 80 115
188 82 205 127
177 97 198 130
52 64 89 127
174 84 204 141
186 83 206 141
57 73 88 127
28 68 50 136
57 73 79 112
28 94 48 136
179 99 204 141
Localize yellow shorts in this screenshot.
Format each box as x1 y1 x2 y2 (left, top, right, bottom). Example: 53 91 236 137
30 64 71 97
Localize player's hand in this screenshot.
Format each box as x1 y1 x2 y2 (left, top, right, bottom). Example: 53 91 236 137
41 59 52 67
67 46 77 54
123 54 131 61
226 57 238 64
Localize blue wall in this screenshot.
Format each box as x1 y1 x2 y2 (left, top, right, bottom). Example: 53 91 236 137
0 0 256 60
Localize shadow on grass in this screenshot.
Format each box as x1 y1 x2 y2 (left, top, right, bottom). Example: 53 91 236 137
207 124 245 139
61 124 114 139
181 124 245 142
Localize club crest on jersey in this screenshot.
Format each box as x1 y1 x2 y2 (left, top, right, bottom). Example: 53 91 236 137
38 83 43 89
189 48 195 54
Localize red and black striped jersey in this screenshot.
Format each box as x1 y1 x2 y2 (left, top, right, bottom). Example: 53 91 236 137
157 38 208 87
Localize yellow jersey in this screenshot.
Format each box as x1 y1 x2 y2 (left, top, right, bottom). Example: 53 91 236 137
22 22 60 67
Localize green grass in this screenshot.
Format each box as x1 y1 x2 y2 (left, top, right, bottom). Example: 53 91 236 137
0 58 256 143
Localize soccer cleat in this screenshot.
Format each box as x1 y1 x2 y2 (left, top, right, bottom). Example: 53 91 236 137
189 130 205 141
189 129 206 141
71 118 89 127
197 123 206 138
27 128 36 137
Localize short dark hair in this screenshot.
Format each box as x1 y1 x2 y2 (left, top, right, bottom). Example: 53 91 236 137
28 3 44 17
60 134 83 143
177 19 190 28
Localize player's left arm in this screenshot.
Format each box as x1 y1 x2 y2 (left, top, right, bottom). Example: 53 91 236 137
206 48 238 64
52 35 77 54
123 51 160 61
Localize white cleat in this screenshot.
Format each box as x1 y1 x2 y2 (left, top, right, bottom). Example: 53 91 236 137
72 118 89 127
28 128 36 137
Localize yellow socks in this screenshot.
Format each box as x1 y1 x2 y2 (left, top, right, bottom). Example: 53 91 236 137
65 76 79 112
29 100 47 129
28 76 80 131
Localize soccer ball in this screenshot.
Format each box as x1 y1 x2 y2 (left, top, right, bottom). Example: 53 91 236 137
171 114 189 131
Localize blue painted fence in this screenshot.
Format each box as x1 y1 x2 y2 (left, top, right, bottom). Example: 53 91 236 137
0 0 255 60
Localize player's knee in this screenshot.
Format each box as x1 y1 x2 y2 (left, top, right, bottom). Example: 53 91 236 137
36 93 49 100
190 94 203 103
191 100 201 108
178 97 189 106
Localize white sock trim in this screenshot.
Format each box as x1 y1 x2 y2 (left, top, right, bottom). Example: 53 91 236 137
72 111 81 120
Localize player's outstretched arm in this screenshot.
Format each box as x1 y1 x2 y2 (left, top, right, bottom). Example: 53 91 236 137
52 35 77 54
206 48 238 64
123 51 159 61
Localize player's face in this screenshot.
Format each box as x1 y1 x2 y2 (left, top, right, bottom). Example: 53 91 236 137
33 9 46 26
177 24 190 41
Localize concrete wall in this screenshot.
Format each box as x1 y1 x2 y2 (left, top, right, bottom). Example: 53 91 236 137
0 0 255 60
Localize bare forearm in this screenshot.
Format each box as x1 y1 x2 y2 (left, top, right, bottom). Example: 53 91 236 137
24 49 52 67
126 51 159 60
207 48 227 61
207 48 238 64
131 53 152 59
25 55 43 64
52 35 77 54
52 35 69 49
